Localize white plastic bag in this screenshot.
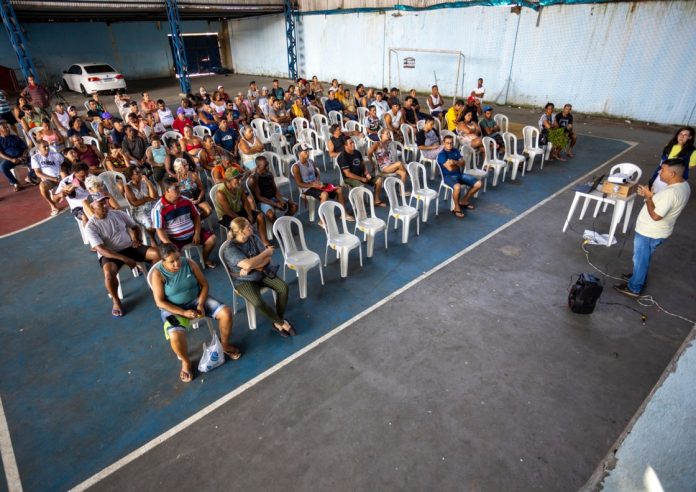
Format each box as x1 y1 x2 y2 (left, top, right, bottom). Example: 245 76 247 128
198 325 225 373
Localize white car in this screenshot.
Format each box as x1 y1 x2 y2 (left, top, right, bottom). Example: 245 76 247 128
61 62 127 95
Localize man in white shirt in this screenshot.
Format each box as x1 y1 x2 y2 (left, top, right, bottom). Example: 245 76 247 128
85 196 160 317
615 159 691 297
156 100 174 128
472 78 485 103
31 141 64 215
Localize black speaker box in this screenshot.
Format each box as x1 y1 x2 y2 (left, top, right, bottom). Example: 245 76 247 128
568 273 603 314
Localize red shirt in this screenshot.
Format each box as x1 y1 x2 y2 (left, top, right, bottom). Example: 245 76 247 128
172 117 193 134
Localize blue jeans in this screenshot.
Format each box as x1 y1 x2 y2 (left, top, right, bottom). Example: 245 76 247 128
627 232 664 294
1 158 36 186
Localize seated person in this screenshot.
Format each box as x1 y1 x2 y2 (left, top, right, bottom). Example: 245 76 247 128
538 103 565 160
202 135 231 171
238 125 265 171
82 174 121 221
124 166 158 244
555 104 576 158
178 125 208 167
339 138 384 205
85 196 160 318
0 120 34 191
109 119 127 147
363 105 382 142
290 97 310 120
445 100 464 131
151 177 218 268
177 98 196 120
145 136 170 182
401 96 419 128
383 102 403 142
340 89 358 120
55 162 92 225
197 101 220 134
172 108 193 135
172 158 211 218
232 95 253 125
463 96 481 123
472 78 486 103
103 143 130 174
31 140 64 215
150 243 238 383
67 116 91 139
456 111 484 152
249 155 297 224
387 87 400 107
213 119 238 155
69 134 103 172
427 85 444 120
121 126 148 168
156 100 175 128
268 99 293 136
292 144 353 223
373 91 389 119
437 135 483 218
140 92 157 117
367 128 408 186
324 90 344 114
480 105 505 151
86 99 103 122
415 116 443 161
214 167 270 246
211 155 244 184
326 123 364 159
222 217 295 337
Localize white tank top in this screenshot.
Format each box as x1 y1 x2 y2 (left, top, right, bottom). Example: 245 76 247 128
388 110 402 128
55 110 70 129
429 94 442 110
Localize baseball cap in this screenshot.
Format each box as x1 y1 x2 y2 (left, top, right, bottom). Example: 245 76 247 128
483 105 493 112
176 107 185 115
101 112 112 120
261 86 268 92
217 85 224 90
299 143 312 152
224 167 241 180
467 96 476 103
93 195 110 204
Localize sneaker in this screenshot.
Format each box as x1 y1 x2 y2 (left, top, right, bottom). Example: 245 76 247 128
613 283 639 298
621 272 632 281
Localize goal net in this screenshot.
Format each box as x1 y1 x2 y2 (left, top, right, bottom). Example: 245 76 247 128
387 48 465 104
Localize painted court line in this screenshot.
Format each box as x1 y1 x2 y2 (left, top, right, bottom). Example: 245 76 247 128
68 140 638 491
0 396 23 492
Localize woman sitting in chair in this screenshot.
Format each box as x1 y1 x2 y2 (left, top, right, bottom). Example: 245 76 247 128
151 243 240 383
179 125 208 168
221 217 295 338
456 111 484 152
173 158 211 219
36 118 65 153
238 125 265 171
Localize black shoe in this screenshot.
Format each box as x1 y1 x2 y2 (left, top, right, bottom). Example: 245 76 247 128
271 324 290 338
613 283 639 298
621 272 632 281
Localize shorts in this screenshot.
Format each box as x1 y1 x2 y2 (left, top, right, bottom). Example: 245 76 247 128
259 198 288 215
304 187 338 200
443 173 479 188
0 111 17 125
219 208 260 228
159 296 225 339
344 175 379 189
99 245 150 269
170 229 215 250
367 133 379 142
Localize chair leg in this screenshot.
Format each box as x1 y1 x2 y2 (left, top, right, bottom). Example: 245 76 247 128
297 269 308 299
563 193 582 233
422 199 430 223
401 219 409 243
245 301 257 330
339 248 349 278
366 231 375 258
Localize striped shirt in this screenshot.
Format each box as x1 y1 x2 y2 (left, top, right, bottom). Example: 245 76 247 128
151 196 199 241
0 90 10 114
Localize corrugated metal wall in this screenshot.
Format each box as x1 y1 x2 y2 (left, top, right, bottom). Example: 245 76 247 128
229 1 696 125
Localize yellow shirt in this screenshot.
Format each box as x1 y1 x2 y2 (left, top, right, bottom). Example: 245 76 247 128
290 104 304 118
668 145 696 168
445 106 460 131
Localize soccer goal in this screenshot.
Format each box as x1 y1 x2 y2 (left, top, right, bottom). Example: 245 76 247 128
387 48 465 104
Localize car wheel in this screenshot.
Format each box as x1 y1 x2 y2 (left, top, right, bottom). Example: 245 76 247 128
80 84 87 96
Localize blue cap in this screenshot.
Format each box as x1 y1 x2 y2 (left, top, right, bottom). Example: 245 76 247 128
483 105 493 112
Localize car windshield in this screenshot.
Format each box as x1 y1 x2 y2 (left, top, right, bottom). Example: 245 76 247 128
83 64 116 74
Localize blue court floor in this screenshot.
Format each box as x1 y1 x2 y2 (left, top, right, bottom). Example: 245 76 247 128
0 135 630 491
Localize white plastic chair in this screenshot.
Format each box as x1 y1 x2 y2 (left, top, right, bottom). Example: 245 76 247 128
297 128 327 170
27 127 43 147
522 125 545 172
384 176 419 244
400 124 418 161
291 117 310 138
482 136 508 187
307 105 320 119
345 120 365 134
219 240 275 329
563 163 643 247
99 170 130 211
270 133 295 171
272 216 324 299
348 186 387 258
317 200 362 278
320 96 329 112
291 162 318 222
441 130 460 149
192 125 211 138
502 132 526 181
262 151 293 201
208 183 229 240
407 161 439 222
332 156 345 186
460 144 488 193
494 113 509 134
328 110 345 131
251 118 271 146
161 130 180 147
181 244 205 269
82 135 101 152
433 161 455 211
311 113 329 131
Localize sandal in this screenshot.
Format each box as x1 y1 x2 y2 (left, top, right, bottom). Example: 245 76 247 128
223 346 242 360
111 306 124 318
204 260 217 269
179 369 193 383
284 319 297 337
460 202 475 210
272 322 290 338
374 201 387 208
451 210 465 219
12 184 21 192
50 209 60 217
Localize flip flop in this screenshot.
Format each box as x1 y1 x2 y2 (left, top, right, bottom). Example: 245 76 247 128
284 319 297 336
223 346 242 360
111 307 124 318
451 210 466 219
460 202 475 210
271 323 290 338
204 260 217 269
374 201 387 208
179 369 193 383
50 209 60 217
